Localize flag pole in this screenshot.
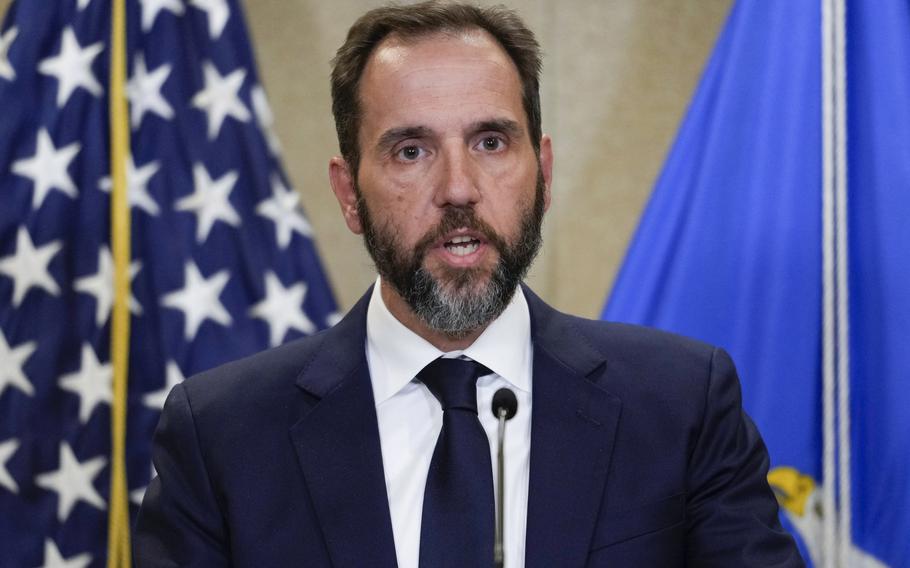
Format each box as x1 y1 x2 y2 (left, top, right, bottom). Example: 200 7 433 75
108 0 133 564
820 0 838 563
833 0 852 563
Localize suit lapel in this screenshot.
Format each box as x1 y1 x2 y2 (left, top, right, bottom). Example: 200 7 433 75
288 289 398 567
523 288 623 567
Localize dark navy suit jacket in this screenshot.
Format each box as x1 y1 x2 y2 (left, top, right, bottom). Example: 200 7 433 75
134 287 803 567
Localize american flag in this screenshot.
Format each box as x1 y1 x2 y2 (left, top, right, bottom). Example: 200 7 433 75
0 0 338 565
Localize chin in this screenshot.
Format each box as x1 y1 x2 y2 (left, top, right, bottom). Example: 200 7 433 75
432 264 493 294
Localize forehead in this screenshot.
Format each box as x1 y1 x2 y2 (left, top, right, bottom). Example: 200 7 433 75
357 29 525 136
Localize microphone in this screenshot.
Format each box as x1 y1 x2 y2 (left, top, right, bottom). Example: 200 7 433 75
491 388 518 568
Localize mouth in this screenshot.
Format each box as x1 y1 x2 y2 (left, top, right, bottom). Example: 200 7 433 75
431 229 488 266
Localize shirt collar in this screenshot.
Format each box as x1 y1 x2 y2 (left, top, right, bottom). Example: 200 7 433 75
366 278 532 405
461 286 531 393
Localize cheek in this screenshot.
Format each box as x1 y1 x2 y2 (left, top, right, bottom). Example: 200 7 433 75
483 169 538 231
360 171 428 220
375 154 438 192
370 196 436 245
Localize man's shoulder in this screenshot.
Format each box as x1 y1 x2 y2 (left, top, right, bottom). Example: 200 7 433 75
526 289 717 372
570 313 716 366
532 301 724 402
173 288 372 425
178 329 332 415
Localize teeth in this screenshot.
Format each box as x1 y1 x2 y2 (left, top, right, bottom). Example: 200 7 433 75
444 235 480 257
447 242 479 256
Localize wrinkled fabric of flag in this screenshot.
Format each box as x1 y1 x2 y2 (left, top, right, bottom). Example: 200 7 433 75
0 0 338 565
603 1 908 567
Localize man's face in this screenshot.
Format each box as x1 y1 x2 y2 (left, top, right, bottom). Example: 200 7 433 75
333 29 552 337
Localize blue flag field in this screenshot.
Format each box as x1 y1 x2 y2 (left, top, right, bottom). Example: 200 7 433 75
0 0 337 565
604 1 909 566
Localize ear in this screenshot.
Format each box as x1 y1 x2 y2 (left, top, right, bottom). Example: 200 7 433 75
539 134 553 212
329 156 364 235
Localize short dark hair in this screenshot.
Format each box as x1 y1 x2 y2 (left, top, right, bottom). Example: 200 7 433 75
330 1 543 176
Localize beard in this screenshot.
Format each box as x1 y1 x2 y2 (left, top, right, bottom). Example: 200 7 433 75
357 171 545 339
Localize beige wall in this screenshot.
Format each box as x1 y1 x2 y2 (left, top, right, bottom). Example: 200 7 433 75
0 0 731 318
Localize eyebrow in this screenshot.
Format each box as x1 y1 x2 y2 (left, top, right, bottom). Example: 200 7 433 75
471 119 524 139
376 126 434 153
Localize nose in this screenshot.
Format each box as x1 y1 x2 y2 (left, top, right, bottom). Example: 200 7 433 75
434 142 481 208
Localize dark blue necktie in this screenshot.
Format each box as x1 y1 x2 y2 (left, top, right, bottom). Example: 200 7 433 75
418 357 495 568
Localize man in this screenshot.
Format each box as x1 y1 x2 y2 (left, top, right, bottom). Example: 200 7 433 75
135 2 803 567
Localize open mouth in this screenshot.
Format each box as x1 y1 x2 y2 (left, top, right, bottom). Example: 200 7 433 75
443 235 481 257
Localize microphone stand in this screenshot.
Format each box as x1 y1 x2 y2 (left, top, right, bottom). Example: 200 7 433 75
494 406 507 568
491 387 516 568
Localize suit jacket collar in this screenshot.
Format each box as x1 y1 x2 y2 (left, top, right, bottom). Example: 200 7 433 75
522 285 622 567
289 285 621 567
289 287 398 567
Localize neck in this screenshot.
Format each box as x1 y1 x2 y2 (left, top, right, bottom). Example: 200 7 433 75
379 279 486 352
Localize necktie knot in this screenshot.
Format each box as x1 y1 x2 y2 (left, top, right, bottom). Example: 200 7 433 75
418 358 489 414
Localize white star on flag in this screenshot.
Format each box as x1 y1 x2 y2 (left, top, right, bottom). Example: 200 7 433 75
37 27 103 108
256 175 312 249
127 53 174 128
130 484 146 507
0 438 20 494
11 128 81 210
74 247 143 327
140 0 185 32
0 329 36 398
176 163 240 242
250 272 316 346
98 154 161 216
141 360 184 411
77 0 93 10
58 344 113 424
38 538 92 568
189 0 230 40
0 26 18 81
34 442 106 522
191 61 249 140
161 261 232 340
0 228 62 307
251 84 281 155
130 464 157 506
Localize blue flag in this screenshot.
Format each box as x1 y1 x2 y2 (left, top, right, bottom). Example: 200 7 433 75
603 1 908 566
0 0 338 565
845 1 910 565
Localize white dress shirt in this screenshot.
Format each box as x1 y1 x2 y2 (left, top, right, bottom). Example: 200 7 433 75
366 279 533 568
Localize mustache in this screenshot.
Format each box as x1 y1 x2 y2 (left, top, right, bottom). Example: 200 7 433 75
411 207 509 258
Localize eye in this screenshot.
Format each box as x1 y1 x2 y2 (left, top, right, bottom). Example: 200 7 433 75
396 145 424 161
477 136 505 152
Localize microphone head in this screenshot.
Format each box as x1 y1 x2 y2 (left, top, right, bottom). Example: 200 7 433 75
491 388 518 420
